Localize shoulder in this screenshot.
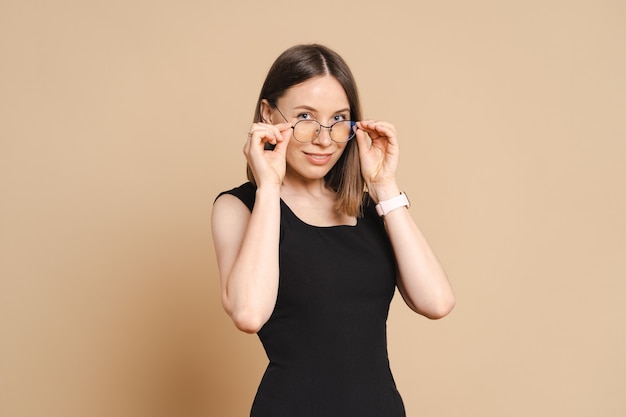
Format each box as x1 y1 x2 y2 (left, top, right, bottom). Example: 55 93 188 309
212 183 255 243
215 182 257 212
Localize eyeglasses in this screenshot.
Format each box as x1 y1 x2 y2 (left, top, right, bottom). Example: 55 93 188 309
272 104 357 143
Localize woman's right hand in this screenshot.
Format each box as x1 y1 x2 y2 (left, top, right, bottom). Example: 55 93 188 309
243 122 292 187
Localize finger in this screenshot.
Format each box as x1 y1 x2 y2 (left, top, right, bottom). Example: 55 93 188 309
356 120 381 139
354 126 370 156
271 122 293 144
248 126 280 147
357 120 396 142
273 124 292 154
357 120 390 133
275 122 293 131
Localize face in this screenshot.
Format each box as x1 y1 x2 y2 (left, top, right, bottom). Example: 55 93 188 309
264 75 351 183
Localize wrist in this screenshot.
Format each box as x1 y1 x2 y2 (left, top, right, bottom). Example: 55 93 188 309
255 184 281 199
375 191 410 217
367 182 400 203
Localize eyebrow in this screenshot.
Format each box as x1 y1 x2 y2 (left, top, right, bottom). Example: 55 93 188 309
293 105 351 114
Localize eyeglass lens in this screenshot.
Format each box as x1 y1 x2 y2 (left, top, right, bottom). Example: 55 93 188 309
293 120 356 143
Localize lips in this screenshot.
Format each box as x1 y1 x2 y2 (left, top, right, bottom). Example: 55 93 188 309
304 152 333 165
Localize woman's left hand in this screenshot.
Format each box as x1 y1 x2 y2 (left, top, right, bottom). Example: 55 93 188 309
355 120 400 201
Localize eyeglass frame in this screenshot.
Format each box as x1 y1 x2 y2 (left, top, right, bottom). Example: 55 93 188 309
269 101 358 143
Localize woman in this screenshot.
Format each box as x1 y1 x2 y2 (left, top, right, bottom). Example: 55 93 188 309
211 44 455 417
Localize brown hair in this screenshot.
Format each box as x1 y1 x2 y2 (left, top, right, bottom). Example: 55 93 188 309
247 44 366 217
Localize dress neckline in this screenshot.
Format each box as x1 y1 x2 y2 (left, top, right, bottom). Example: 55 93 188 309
280 199 359 229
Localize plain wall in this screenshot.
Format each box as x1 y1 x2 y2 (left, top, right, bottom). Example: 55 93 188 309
1 1 624 416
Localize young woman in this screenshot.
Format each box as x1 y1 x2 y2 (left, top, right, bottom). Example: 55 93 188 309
211 44 455 417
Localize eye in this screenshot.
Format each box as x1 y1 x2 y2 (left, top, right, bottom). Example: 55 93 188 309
332 114 348 122
297 112 314 120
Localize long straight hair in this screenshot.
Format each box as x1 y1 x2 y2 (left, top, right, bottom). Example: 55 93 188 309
247 44 366 217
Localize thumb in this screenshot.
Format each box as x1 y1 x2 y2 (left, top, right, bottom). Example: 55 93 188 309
273 124 292 154
354 126 369 156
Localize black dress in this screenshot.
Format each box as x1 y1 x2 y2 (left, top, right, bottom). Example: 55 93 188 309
220 182 406 417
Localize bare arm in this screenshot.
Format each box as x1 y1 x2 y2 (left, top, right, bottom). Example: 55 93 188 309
377 194 455 319
211 120 292 333
211 186 281 333
356 120 455 319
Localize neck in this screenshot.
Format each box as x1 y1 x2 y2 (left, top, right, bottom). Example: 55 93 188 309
281 177 332 199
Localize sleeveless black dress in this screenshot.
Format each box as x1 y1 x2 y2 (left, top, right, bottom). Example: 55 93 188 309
220 182 406 417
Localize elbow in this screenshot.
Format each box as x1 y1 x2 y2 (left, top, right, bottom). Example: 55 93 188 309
401 285 456 320
221 287 273 333
423 295 456 320
231 311 267 334
222 299 267 334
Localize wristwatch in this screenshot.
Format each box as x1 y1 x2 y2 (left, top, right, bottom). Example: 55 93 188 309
375 192 410 217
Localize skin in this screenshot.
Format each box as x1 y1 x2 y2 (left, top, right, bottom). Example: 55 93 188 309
211 75 455 333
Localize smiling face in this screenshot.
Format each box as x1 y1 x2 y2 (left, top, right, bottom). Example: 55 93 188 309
264 75 352 185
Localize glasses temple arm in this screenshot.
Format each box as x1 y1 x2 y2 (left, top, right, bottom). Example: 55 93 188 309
269 101 291 124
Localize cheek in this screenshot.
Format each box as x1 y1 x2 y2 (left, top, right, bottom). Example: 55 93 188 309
336 146 347 160
335 143 349 159
284 143 300 162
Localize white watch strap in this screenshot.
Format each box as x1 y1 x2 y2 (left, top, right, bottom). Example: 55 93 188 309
375 192 410 216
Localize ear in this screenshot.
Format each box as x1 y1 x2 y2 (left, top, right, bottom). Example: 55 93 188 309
260 99 273 124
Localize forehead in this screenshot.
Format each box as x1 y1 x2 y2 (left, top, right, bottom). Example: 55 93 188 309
280 75 349 109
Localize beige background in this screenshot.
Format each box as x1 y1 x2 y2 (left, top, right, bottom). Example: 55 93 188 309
1 0 625 416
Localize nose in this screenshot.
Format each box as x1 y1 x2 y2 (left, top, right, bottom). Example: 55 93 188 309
312 125 333 146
